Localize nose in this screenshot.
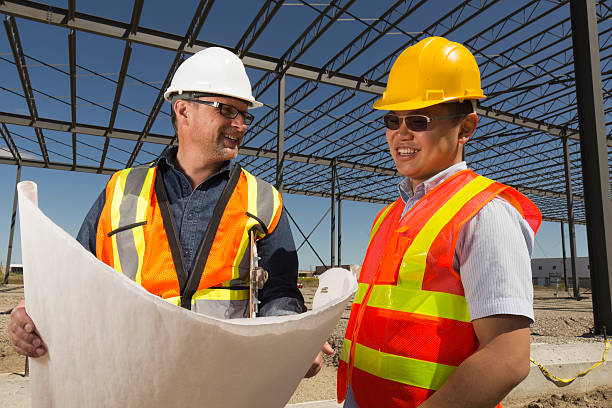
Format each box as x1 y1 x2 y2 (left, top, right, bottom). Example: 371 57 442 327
231 115 248 132
398 120 414 139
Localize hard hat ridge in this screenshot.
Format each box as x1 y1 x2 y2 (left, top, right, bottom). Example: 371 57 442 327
373 36 486 111
164 47 262 108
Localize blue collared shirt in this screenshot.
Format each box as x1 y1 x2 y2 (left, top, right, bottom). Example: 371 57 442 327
76 147 305 316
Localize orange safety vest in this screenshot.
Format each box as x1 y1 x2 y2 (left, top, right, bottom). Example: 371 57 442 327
337 169 541 408
96 163 283 318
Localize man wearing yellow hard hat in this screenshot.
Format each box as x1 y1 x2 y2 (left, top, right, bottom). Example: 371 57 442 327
337 37 542 407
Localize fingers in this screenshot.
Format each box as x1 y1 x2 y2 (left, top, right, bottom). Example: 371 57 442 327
304 352 323 378
8 301 47 358
322 341 334 355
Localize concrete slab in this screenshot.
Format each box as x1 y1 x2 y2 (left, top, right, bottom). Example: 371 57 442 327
286 400 342 407
504 341 611 401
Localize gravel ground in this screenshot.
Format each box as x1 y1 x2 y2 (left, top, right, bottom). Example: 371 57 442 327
2 284 610 407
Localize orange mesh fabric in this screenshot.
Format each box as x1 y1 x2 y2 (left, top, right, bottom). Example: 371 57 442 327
197 171 250 290
140 188 180 299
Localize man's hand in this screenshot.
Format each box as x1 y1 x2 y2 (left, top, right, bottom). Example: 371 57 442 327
304 341 334 378
8 300 47 357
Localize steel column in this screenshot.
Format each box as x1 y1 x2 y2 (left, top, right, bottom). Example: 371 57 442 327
570 0 612 333
561 221 569 293
562 134 580 298
331 162 336 268
276 74 285 191
338 197 342 267
3 165 21 285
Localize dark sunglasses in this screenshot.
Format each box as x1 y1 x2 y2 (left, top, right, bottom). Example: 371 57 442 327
382 113 466 131
186 99 254 125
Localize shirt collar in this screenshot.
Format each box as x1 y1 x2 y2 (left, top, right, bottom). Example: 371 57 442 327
398 161 468 203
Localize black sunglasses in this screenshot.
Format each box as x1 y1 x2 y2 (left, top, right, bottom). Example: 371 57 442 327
382 113 466 131
186 99 254 125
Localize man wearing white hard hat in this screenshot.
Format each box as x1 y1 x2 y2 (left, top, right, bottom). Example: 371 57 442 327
9 47 331 377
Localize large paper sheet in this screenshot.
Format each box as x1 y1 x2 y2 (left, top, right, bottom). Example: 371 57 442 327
18 181 356 408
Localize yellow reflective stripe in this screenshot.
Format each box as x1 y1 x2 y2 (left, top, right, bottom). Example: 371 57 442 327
132 166 155 285
234 169 259 282
367 285 470 322
399 176 495 290
192 288 249 301
166 288 249 304
340 338 351 363
353 282 370 304
351 340 456 391
165 296 180 306
369 202 395 244
110 169 130 273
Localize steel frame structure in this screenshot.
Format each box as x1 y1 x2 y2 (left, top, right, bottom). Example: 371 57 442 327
0 0 610 329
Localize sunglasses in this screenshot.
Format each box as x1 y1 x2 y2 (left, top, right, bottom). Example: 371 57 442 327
186 99 254 125
382 113 466 131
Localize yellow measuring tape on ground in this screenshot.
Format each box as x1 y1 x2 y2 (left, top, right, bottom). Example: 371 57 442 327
529 338 610 384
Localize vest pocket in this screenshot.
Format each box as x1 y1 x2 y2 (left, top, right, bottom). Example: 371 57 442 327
107 221 147 237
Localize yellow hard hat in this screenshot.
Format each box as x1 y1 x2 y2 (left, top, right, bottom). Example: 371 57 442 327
373 36 486 111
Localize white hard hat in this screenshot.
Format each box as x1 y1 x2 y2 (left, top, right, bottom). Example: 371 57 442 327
163 47 262 108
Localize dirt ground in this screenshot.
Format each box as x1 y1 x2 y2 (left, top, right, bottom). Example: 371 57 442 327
2 284 611 407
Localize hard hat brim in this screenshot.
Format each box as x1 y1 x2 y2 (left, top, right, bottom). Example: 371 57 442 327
164 89 263 109
373 95 485 112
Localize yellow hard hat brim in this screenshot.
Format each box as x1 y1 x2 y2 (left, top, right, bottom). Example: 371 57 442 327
373 94 486 112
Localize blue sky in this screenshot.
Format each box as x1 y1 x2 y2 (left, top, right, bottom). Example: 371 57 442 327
0 1 593 269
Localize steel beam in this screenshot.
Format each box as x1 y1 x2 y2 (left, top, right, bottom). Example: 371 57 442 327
3 16 49 165
570 0 612 333
3 165 21 284
126 0 214 167
0 0 588 142
234 0 283 58
0 110 594 208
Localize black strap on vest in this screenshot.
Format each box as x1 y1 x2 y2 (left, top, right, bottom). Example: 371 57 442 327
156 163 243 310
181 163 243 309
155 172 189 293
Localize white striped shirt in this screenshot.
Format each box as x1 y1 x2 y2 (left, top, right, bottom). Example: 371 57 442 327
399 162 535 322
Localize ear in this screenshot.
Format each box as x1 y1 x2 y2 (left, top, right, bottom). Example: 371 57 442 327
458 112 478 146
173 99 190 128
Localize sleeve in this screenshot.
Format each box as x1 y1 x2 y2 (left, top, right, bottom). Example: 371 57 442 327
256 206 307 316
76 187 107 256
454 197 535 322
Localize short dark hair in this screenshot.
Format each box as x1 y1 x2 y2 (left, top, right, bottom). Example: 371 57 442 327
446 100 475 124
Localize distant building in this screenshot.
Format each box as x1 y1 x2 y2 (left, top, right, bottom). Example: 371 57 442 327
531 257 590 289
10 264 23 274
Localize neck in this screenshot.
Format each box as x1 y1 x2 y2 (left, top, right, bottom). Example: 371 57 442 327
175 147 224 190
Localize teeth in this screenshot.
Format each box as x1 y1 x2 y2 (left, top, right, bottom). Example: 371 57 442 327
398 147 418 155
224 134 238 141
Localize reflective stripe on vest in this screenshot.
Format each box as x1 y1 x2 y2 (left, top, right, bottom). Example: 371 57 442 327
97 164 282 319
337 170 541 408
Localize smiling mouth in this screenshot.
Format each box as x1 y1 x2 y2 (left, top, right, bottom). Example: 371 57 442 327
223 133 240 145
397 146 420 157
